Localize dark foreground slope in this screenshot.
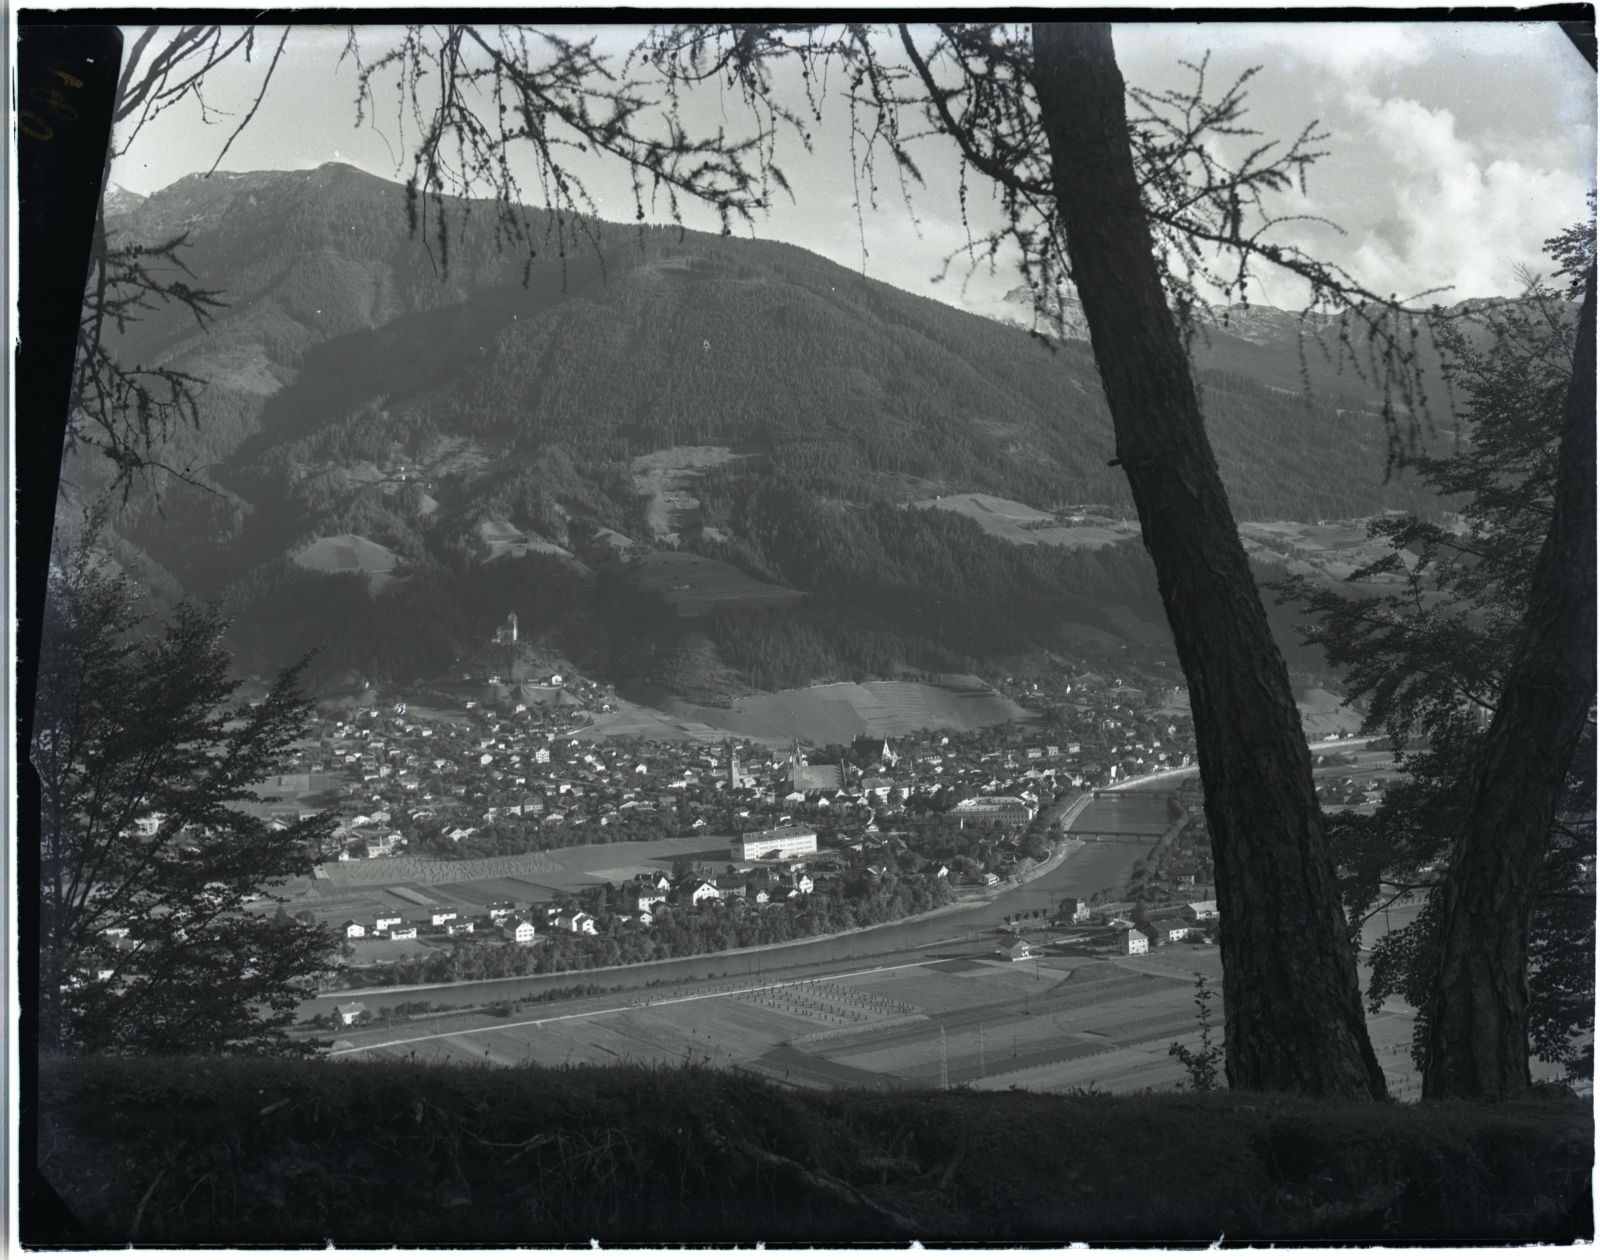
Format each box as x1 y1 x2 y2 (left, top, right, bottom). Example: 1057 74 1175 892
34 1055 1591 1244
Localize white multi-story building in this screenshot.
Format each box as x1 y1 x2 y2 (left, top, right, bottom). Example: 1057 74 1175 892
508 919 538 944
732 825 819 862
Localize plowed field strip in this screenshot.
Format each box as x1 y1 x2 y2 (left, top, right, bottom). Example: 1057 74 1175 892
755 1044 896 1088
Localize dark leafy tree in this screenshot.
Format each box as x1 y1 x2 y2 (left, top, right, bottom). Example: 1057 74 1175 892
33 524 338 1054
1279 233 1596 1093
1422 262 1596 1099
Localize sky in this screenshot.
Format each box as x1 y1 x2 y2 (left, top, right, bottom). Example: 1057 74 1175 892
108 17 1595 314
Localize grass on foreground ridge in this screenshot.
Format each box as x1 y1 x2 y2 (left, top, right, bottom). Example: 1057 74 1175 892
33 1054 1593 1245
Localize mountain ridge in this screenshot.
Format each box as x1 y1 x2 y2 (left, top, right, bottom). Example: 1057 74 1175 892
83 162 1446 694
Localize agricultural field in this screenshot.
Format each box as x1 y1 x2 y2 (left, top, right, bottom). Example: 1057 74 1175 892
320 865 1475 1100
1099 604 1173 649
623 550 803 617
292 533 401 593
414 433 515 481
912 494 1141 550
344 934 451 967
274 834 732 930
1057 621 1124 649
335 940 1225 1098
630 445 762 540
667 678 1034 746
906 508 1423 587
1239 518 1416 584
238 770 343 817
473 518 584 567
811 957 1199 1090
1295 687 1366 738
567 695 740 744
315 834 728 891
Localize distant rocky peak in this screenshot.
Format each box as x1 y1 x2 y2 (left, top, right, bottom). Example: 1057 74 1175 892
101 183 147 219
998 283 1091 340
994 281 1340 349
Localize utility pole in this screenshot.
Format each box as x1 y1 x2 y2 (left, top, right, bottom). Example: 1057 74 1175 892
979 1023 986 1079
940 1025 949 1090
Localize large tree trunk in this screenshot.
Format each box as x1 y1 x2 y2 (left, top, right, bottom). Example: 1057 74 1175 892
1031 21 1386 1099
1422 268 1597 1100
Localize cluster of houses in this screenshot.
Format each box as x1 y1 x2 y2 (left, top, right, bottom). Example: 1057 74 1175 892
1049 894 1220 956
279 706 1087 873
336 863 821 947
253 656 1250 963
991 664 1200 786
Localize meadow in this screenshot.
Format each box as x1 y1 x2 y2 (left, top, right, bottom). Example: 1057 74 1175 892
339 942 1223 1096
1295 686 1366 737
913 493 1141 549
325 895 1471 1101
291 532 401 592
624 550 803 616
666 676 1033 745
475 518 580 563
629 444 757 539
278 834 732 931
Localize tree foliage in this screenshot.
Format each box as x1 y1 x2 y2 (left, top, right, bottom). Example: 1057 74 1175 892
66 26 293 495
1277 232 1595 1083
33 525 339 1054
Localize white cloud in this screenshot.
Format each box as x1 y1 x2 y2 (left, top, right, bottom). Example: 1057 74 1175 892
1119 23 1431 85
1339 90 1590 298
1245 24 1432 78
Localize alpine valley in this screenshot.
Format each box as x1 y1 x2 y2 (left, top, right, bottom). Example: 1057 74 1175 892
76 162 1451 714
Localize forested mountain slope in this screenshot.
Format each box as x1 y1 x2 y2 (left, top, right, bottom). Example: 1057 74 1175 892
79 162 1443 691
